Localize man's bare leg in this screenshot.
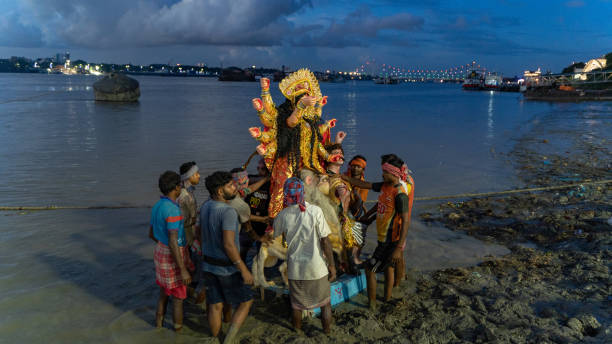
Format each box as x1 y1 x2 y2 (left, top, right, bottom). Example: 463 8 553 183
172 298 184 331
352 246 364 265
208 302 223 337
222 303 233 323
195 288 207 305
291 309 302 331
384 266 395 302
394 257 405 287
223 299 254 344
320 302 332 334
156 288 169 328
365 268 377 309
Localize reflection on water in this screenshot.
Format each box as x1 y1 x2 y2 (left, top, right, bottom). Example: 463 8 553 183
342 88 358 157
487 90 495 141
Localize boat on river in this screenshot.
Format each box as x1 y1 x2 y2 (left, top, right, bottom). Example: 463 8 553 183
462 69 484 90
484 73 503 90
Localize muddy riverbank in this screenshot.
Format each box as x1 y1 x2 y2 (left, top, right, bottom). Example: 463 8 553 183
170 107 612 343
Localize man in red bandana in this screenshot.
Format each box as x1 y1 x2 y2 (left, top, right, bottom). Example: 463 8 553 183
341 154 414 310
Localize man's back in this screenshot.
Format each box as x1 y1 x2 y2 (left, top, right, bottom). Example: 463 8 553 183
274 202 330 281
200 199 239 276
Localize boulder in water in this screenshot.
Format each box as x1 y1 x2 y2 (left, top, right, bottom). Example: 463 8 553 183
93 73 140 102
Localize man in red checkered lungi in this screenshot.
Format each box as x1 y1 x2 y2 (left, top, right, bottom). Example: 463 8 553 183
148 171 194 331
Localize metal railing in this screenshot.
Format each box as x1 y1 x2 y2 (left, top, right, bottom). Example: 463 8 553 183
529 70 612 86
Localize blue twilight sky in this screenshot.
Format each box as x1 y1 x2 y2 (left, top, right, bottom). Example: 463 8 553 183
0 0 610 75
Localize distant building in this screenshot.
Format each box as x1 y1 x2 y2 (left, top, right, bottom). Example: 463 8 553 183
523 68 541 85
583 57 607 73
574 57 608 80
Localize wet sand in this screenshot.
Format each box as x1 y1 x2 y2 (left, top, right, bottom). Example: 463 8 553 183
180 106 611 343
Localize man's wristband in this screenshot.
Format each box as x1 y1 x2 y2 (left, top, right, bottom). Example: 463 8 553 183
233 260 242 266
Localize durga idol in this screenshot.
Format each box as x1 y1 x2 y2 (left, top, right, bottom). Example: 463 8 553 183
249 68 345 219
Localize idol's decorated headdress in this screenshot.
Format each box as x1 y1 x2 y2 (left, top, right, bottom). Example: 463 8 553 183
279 68 322 103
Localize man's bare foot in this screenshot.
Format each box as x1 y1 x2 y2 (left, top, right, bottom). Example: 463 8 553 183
155 315 164 328
368 301 377 312
174 324 183 332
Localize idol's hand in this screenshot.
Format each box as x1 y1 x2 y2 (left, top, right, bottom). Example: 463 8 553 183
335 131 347 143
319 95 328 107
299 95 317 107
256 144 267 155
260 78 270 91
252 98 263 112
327 119 337 128
249 127 261 138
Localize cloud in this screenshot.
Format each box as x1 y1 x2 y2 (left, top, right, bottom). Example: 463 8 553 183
2 1 424 50
0 10 44 47
292 6 424 47
115 0 312 47
3 0 312 48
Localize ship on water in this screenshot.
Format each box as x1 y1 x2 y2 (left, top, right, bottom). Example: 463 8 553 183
484 73 503 90
462 69 484 90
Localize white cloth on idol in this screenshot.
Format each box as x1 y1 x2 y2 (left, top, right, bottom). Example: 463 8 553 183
273 202 331 280
229 197 251 224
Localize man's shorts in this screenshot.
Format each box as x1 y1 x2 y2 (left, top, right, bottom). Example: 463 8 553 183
365 241 399 273
202 271 253 305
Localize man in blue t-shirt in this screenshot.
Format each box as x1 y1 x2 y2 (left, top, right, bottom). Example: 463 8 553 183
200 171 254 343
148 171 192 331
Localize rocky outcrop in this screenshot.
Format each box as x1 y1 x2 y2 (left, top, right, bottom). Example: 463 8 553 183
93 73 140 102
524 86 612 101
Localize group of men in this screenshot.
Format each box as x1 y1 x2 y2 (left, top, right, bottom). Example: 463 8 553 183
148 148 413 342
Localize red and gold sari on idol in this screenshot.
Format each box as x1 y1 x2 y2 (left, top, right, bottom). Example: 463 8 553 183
249 69 336 219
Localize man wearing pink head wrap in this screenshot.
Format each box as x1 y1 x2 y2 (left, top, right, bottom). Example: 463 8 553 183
340 154 414 311
273 177 337 334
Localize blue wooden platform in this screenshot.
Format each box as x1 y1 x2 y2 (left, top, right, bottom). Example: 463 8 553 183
264 270 366 315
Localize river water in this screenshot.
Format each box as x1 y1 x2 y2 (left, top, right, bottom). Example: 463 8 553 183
0 73 593 343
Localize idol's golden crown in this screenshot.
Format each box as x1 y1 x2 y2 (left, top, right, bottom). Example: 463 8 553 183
279 68 322 101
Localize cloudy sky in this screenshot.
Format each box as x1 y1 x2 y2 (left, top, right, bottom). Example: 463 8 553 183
0 0 610 74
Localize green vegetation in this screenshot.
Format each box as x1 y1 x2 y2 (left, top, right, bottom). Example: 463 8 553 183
562 62 585 74
0 57 36 73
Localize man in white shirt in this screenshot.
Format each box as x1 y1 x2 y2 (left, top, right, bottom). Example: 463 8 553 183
273 177 336 333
